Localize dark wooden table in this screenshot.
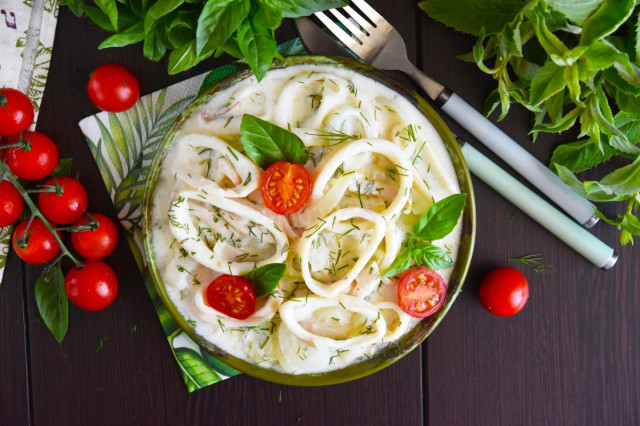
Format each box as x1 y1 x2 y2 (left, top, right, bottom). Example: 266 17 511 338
2 2 639 425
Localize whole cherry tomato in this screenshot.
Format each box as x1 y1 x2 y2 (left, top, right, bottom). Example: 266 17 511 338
0 87 34 137
478 267 529 317
205 274 256 320
71 213 118 259
0 180 24 227
12 218 60 264
87 63 140 112
261 161 311 215
38 177 88 225
64 260 118 311
397 267 448 318
5 131 59 180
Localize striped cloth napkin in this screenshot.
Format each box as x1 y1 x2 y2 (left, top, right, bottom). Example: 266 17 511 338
0 0 59 284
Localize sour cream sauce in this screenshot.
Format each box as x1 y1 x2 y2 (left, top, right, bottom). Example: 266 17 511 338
150 64 463 374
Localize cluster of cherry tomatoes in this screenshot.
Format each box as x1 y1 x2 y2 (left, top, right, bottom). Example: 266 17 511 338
1 87 119 311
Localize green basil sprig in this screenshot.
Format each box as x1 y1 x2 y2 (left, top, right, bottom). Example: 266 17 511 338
34 262 69 343
246 263 286 297
62 0 348 80
419 0 640 245
382 193 467 278
240 114 309 168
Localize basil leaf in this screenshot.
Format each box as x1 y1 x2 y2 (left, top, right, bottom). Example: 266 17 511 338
277 0 348 18
236 12 277 82
240 114 309 168
413 193 467 241
381 248 413 279
246 263 286 297
143 28 167 62
411 242 453 270
99 22 145 48
579 0 635 46
94 0 119 31
144 0 184 33
82 5 116 31
168 40 203 75
195 0 249 56
35 263 68 343
555 163 627 201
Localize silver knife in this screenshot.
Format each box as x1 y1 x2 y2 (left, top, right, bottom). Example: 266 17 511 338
295 17 617 270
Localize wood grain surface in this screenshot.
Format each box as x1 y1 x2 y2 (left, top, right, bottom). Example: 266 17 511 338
1 1 638 425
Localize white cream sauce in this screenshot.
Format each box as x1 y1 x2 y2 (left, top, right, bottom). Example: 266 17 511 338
150 64 463 374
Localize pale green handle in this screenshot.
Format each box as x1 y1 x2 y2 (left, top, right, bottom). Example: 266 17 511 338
460 142 617 269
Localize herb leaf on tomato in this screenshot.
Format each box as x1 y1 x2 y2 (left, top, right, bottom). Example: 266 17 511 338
240 114 309 169
246 263 286 296
413 193 467 241
34 262 68 343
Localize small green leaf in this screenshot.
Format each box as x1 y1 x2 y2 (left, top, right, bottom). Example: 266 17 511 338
580 0 635 46
528 3 569 58
587 154 640 196
529 60 566 106
246 263 286 297
240 114 309 168
411 242 453 270
195 0 249 55
546 0 603 24
35 263 68 343
94 0 119 31
532 106 580 134
550 137 619 173
236 13 277 82
52 157 74 177
144 0 184 33
99 22 145 48
167 40 202 75
278 0 348 18
381 248 412 279
413 193 467 241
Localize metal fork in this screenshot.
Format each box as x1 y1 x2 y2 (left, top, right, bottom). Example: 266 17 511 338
313 0 599 228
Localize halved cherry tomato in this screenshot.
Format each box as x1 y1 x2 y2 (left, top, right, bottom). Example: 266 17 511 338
71 213 119 260
397 267 447 318
6 131 59 180
261 161 311 215
0 180 24 227
64 260 118 311
38 177 88 225
12 218 60 264
478 267 529 317
205 274 256 320
0 87 34 137
87 63 140 112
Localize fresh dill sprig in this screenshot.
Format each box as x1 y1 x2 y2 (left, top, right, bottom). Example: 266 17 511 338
306 127 361 146
510 253 552 273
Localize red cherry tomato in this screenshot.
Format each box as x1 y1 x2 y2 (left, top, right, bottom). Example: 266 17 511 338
0 87 34 137
12 218 60 264
38 177 88 225
87 63 140 112
397 267 447 318
478 267 529 317
71 213 119 259
205 274 256 320
64 260 118 311
261 161 311 215
0 180 24 227
6 131 59 180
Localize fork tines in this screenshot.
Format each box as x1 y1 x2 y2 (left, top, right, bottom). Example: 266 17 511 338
314 0 392 59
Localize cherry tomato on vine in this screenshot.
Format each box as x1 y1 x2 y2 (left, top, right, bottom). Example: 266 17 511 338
12 218 60 264
38 177 88 225
0 180 24 227
0 87 34 137
64 260 118 311
71 213 118 260
397 267 447 318
205 274 256 320
261 161 311 215
87 63 140 112
478 267 529 317
5 131 59 180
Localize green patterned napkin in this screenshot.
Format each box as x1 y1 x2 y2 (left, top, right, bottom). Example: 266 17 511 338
77 39 306 391
0 0 60 284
